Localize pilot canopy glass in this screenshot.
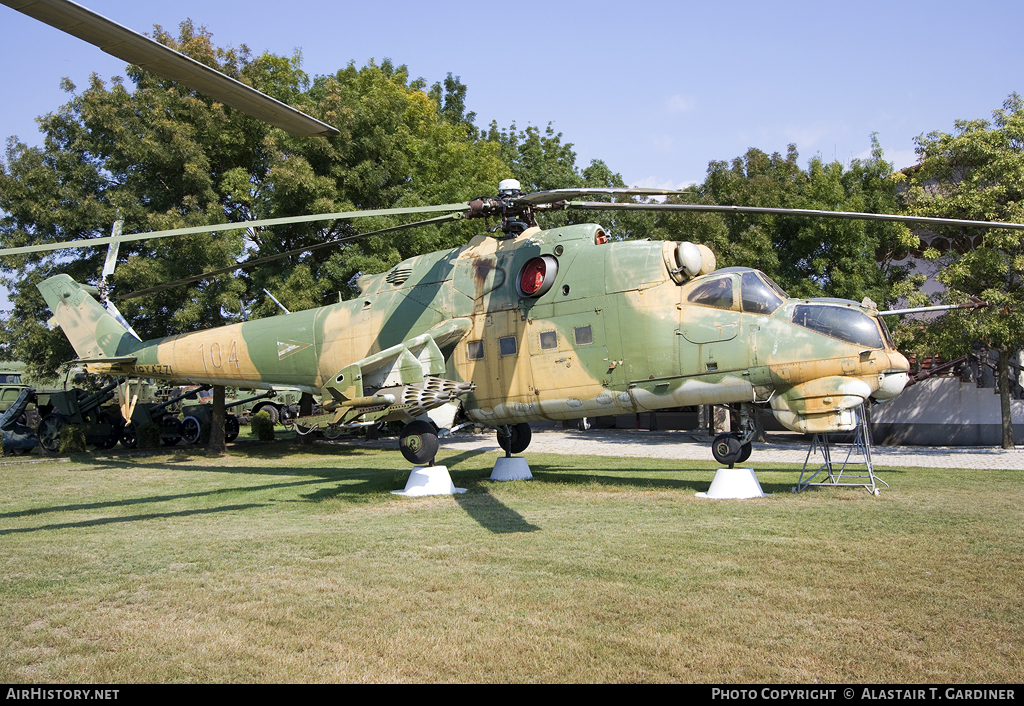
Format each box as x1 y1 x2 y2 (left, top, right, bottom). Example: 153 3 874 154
740 271 785 315
792 304 884 349
686 270 785 315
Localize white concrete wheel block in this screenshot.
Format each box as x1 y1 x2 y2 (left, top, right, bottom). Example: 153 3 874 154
490 456 533 481
392 465 467 496
695 467 768 499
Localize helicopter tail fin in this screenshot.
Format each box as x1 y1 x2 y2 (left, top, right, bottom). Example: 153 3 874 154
37 274 144 361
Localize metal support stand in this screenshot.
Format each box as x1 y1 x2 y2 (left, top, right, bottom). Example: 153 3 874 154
794 405 887 496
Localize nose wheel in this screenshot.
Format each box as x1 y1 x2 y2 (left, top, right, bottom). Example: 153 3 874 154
496 423 532 457
712 433 752 467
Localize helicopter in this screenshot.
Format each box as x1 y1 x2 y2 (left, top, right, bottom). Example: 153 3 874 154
5 0 1024 467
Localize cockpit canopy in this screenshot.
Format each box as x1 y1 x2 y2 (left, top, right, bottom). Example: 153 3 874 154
686 267 889 350
686 268 788 316
791 303 884 349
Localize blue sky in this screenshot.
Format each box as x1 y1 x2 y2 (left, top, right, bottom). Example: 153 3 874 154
1 0 1022 311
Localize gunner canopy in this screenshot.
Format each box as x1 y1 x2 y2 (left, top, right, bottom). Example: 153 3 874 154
791 303 884 349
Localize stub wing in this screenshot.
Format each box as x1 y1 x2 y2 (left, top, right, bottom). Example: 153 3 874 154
304 319 476 430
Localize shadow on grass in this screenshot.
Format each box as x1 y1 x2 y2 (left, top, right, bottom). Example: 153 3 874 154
84 440 379 466
530 466 708 492
15 441 900 533
295 453 541 533
454 488 541 534
0 503 267 535
0 478 330 519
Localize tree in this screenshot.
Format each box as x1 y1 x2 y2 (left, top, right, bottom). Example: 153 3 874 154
904 94 1024 449
482 121 655 239
0 23 511 374
655 138 915 306
1 21 272 369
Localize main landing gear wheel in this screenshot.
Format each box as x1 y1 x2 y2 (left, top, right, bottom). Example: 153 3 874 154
497 423 532 455
712 433 751 466
399 420 439 465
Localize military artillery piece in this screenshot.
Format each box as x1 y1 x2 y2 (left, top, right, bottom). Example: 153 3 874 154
179 389 278 445
36 379 121 453
118 384 209 448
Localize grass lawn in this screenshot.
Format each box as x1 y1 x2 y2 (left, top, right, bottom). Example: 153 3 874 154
1 435 1021 683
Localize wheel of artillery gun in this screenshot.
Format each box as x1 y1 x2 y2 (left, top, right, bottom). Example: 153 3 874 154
37 413 65 454
181 416 201 445
497 423 532 455
161 417 182 446
96 412 120 450
399 420 440 465
225 415 240 442
120 422 137 449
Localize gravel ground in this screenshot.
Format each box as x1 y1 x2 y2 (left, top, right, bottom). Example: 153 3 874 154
347 423 1024 471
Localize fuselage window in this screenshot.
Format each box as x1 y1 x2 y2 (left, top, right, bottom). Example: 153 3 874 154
574 325 593 345
540 330 558 350
741 271 784 315
499 336 518 356
467 341 484 360
687 276 735 310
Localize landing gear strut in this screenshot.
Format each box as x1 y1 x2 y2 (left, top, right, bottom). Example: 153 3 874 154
710 403 757 467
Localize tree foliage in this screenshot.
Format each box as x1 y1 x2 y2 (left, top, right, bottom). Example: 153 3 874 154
0 22 512 371
654 138 916 306
903 93 1024 448
1 17 923 384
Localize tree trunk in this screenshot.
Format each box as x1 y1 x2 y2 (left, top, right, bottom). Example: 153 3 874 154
207 385 227 455
997 349 1015 450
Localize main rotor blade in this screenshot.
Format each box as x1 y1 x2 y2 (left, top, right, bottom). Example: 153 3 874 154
119 213 464 300
0 203 471 257
566 201 1024 231
1 0 338 138
517 187 688 206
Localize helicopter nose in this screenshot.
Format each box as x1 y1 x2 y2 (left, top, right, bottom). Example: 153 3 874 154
873 371 909 400
872 350 911 400
888 349 911 374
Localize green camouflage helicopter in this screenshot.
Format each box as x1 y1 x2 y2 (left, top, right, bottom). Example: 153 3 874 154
5 0 1024 466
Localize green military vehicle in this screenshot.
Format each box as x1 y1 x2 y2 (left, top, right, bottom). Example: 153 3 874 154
0 362 31 415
